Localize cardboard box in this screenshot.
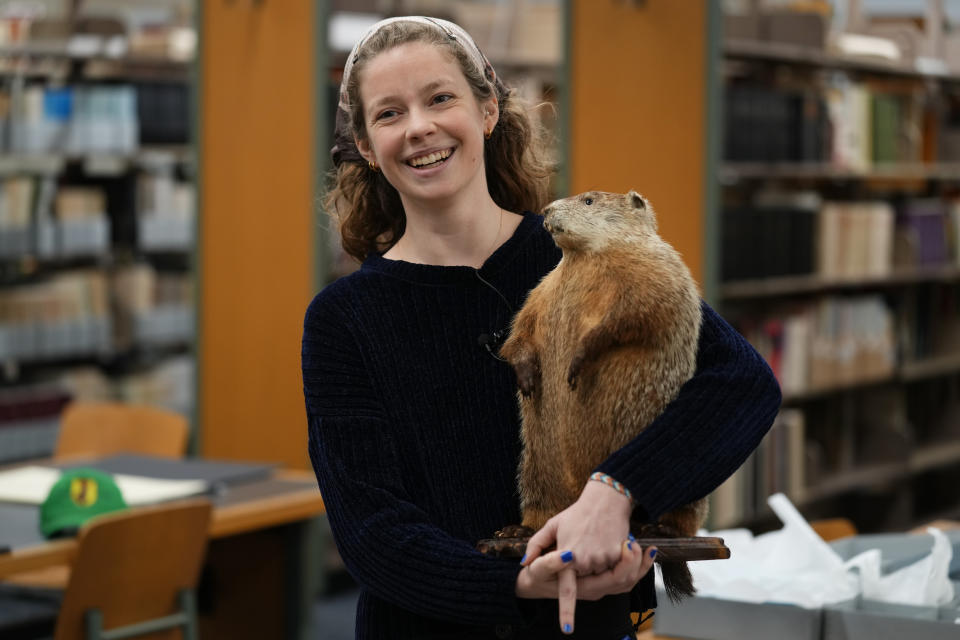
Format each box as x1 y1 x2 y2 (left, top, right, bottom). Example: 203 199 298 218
763 12 827 49
829 531 960 579
823 596 960 640
453 1 560 66
724 14 761 41
946 33 960 74
653 590 821 640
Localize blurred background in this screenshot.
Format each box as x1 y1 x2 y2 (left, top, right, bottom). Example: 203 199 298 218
1 0 960 637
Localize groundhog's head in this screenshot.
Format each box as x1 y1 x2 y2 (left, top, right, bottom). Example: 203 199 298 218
541 190 658 252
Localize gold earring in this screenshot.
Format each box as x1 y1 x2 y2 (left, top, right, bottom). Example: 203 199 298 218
484 128 493 140
368 160 379 172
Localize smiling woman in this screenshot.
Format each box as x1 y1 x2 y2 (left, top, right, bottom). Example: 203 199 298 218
303 14 781 640
353 41 497 241
326 17 552 267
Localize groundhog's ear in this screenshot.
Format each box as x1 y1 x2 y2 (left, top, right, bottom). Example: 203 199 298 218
628 190 646 210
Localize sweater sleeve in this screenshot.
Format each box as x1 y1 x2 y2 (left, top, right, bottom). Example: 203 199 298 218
595 300 782 523
301 292 528 626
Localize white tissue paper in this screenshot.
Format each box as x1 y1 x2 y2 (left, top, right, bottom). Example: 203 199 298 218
843 527 955 607
670 492 953 609
675 493 860 608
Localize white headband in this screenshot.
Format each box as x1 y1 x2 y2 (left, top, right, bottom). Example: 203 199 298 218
338 16 495 113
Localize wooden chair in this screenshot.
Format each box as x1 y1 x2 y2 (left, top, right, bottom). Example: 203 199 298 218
55 402 189 460
4 403 190 592
810 517 858 542
53 500 212 640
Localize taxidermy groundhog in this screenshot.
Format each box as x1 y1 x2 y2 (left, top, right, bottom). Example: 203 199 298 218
498 190 707 602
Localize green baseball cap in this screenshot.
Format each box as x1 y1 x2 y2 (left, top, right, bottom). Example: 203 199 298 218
39 468 128 538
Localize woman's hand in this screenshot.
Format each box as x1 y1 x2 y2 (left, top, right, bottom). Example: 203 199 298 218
576 540 656 601
526 480 634 575
514 547 575 599
516 539 657 634
519 481 656 633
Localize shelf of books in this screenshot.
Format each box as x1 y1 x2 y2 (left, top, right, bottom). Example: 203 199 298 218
711 1 960 532
0 2 196 464
724 36 960 81
720 265 960 300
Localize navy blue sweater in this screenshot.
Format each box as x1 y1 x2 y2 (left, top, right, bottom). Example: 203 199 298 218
302 212 781 639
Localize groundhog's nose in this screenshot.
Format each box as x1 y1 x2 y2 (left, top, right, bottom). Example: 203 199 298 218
542 205 554 218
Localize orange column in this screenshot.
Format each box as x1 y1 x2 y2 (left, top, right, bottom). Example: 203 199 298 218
568 0 707 282
200 1 315 468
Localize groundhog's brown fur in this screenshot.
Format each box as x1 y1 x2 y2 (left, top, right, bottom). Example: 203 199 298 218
498 190 707 602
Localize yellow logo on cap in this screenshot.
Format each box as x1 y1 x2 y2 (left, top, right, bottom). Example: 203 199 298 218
69 477 98 507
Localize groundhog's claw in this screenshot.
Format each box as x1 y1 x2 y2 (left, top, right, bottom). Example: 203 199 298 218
518 376 536 397
514 359 540 397
495 524 535 539
567 357 583 390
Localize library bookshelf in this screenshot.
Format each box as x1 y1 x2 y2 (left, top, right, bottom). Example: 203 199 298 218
0 13 196 464
710 8 960 533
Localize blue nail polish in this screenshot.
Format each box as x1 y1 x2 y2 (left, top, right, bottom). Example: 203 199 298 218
649 548 658 559
560 550 574 563
622 635 633 640
520 554 527 565
628 533 636 542
563 623 572 634
627 542 633 550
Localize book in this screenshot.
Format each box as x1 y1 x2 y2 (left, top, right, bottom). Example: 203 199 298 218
897 199 948 266
871 92 900 165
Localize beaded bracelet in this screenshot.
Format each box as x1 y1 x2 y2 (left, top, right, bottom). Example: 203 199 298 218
589 471 633 502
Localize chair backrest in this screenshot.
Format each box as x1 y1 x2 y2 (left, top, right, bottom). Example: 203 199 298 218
55 402 189 459
811 517 858 542
53 500 212 640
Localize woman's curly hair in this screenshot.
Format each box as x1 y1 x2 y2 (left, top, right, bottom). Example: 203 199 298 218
324 20 555 263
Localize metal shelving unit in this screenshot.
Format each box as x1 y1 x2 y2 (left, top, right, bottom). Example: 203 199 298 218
0 4 198 463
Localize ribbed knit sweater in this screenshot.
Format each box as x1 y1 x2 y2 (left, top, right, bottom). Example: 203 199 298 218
302 211 782 639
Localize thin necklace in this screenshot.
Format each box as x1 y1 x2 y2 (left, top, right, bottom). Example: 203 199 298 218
484 207 504 261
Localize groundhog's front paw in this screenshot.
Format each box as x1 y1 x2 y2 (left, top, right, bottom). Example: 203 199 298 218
514 359 540 397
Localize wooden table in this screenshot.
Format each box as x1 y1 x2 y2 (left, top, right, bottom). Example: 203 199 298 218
0 466 326 640
0 469 323 578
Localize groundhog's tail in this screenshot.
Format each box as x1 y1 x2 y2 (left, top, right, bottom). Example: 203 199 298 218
633 520 698 603
658 561 696 603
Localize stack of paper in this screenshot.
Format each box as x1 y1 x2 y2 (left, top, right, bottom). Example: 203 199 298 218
0 465 208 506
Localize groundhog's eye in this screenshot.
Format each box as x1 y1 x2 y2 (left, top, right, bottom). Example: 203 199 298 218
584 197 593 205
